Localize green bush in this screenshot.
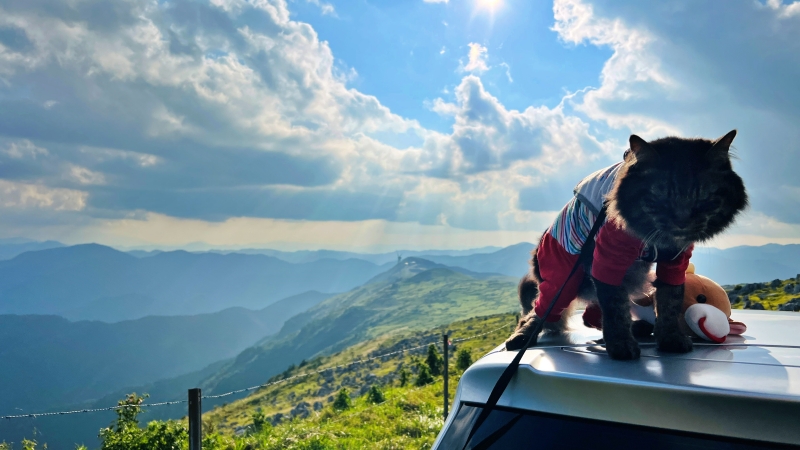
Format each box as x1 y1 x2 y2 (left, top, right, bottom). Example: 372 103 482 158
98 393 189 450
366 385 385 404
415 364 434 387
425 344 443 377
456 349 473 372
398 368 410 387
251 408 271 434
333 388 352 411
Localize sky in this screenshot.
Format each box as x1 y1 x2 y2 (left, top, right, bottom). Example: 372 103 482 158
0 0 799 252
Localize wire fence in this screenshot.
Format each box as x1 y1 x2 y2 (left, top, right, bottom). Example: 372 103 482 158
1 321 514 421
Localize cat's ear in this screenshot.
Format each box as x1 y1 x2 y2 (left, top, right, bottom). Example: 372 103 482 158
711 129 737 152
629 135 656 160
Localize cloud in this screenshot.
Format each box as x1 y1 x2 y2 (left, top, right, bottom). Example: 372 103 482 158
306 0 336 16
553 0 800 229
0 180 86 211
461 43 490 73
500 62 513 83
764 0 800 18
1 0 797 249
424 0 449 3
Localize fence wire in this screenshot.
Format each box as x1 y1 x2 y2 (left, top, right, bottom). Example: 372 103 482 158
1 320 514 421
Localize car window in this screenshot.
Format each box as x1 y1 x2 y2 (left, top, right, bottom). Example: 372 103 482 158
438 403 793 450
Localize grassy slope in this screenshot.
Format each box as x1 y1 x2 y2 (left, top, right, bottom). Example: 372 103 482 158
199 264 518 399
202 313 517 448
726 276 800 310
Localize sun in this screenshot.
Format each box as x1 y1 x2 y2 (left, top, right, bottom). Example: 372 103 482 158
476 0 502 11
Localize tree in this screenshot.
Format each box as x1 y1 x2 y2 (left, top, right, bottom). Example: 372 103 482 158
333 388 352 411
426 344 443 377
456 349 473 372
251 408 271 434
398 368 410 387
415 364 434 386
366 385 385 404
98 393 188 450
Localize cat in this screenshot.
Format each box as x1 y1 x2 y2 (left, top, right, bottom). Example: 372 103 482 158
505 130 748 360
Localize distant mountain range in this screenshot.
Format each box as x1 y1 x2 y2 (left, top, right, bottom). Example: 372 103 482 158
0 238 64 260
0 244 388 320
0 290 332 420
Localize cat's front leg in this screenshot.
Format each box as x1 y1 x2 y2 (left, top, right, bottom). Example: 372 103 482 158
654 281 693 353
593 277 640 360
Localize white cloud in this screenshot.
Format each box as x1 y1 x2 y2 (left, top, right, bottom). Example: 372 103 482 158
68 165 106 185
552 0 679 137
461 43 490 74
0 180 87 211
500 62 513 83
4 212 540 252
2 140 48 159
306 0 337 16
764 0 800 18
424 0 449 3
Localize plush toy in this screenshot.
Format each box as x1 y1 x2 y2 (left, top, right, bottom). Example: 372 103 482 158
629 263 747 343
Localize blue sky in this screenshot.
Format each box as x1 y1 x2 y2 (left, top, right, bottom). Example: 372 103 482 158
0 0 798 251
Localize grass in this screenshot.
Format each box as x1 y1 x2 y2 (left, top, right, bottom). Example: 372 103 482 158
727 276 800 310
200 313 518 448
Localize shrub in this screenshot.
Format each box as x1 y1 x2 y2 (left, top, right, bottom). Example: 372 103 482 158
333 388 352 411
251 408 271 434
425 344 443 377
366 385 385 404
399 368 410 387
456 349 473 372
415 364 434 386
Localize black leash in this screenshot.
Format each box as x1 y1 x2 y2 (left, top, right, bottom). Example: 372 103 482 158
460 204 607 450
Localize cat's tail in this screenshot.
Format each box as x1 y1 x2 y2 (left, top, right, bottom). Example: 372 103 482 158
518 271 539 316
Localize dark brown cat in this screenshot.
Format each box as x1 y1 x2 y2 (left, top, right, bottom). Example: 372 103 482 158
506 131 748 360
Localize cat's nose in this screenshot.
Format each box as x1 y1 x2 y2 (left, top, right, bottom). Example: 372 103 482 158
673 211 691 229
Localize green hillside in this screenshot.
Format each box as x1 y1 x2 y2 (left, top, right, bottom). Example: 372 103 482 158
725 275 800 311
1 313 516 449
198 258 518 399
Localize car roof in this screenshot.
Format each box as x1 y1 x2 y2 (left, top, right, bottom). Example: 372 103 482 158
455 310 800 446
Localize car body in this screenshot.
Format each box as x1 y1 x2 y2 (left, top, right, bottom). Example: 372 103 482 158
433 310 800 449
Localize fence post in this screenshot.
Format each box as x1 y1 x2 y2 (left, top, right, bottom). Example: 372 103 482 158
443 333 449 419
188 388 202 450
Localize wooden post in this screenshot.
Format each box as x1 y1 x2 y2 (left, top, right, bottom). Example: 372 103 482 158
188 388 202 450
443 333 449 419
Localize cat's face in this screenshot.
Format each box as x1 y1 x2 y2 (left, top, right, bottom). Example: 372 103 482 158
608 130 748 248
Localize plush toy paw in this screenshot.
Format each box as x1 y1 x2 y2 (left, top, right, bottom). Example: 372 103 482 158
505 314 543 350
604 336 641 360
657 331 693 353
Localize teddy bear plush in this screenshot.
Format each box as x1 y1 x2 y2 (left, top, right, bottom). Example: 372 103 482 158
584 263 746 343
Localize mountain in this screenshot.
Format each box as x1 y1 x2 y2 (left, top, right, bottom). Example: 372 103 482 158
0 291 332 420
421 242 534 277
690 244 800 285
208 246 503 265
0 244 388 320
197 258 517 401
0 239 64 260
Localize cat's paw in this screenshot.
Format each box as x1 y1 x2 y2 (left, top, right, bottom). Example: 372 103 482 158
657 332 693 353
504 315 542 350
604 336 641 360
504 332 537 351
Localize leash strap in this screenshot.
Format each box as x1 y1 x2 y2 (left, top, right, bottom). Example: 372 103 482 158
460 204 607 450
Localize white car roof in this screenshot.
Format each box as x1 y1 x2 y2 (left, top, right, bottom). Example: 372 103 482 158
453 310 800 446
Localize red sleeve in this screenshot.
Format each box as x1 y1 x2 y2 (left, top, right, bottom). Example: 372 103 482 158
591 219 641 286
656 244 694 286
